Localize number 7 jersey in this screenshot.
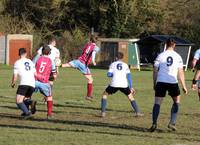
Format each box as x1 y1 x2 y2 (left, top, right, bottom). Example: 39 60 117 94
154 50 183 83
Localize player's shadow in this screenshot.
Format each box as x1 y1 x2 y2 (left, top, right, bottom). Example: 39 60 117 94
1 112 200 142
0 112 146 132
0 105 66 114
54 103 131 113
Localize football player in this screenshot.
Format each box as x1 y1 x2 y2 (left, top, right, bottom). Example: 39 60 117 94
34 45 57 119
61 35 100 100
11 48 36 119
191 48 200 100
100 52 143 117
149 38 188 132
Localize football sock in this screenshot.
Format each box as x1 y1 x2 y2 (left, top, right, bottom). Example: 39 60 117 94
87 83 93 97
170 103 179 124
152 104 160 125
47 101 53 116
24 99 32 110
131 100 139 113
17 103 29 114
101 98 107 112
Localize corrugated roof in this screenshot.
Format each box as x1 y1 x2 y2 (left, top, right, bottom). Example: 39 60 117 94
138 35 193 45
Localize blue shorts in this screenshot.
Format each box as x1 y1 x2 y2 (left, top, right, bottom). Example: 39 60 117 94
198 79 200 88
35 81 51 97
69 59 91 75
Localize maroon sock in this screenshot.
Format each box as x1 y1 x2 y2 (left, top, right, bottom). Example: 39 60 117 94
87 83 93 97
47 101 53 116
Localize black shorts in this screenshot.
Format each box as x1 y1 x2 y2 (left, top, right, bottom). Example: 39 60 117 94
105 86 131 96
155 82 180 97
16 85 35 98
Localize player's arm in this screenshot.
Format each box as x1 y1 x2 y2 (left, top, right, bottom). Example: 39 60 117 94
192 58 198 72
92 46 100 66
191 69 200 90
51 60 57 80
11 74 18 88
11 64 18 88
153 66 158 90
178 68 188 94
107 63 113 77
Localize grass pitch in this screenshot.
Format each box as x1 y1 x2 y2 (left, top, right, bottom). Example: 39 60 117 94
0 64 200 145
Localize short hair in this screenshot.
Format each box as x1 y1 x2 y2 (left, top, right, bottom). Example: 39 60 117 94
18 48 26 56
90 35 98 43
117 52 124 59
166 38 176 48
48 36 56 44
42 45 51 55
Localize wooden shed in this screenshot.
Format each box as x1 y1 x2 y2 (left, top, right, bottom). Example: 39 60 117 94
0 34 33 65
96 38 140 69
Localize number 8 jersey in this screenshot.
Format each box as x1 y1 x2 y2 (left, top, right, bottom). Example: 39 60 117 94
108 60 130 88
154 50 183 83
14 58 36 87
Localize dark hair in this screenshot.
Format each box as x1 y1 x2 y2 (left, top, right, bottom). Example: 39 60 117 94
90 35 98 43
42 45 51 55
117 52 124 59
166 38 176 48
48 36 56 44
18 48 26 56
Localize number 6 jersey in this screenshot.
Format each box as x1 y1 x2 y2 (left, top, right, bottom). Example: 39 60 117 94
108 60 130 88
14 58 36 87
154 50 183 83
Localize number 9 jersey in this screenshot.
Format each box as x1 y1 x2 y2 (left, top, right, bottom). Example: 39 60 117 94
154 50 183 83
14 58 36 87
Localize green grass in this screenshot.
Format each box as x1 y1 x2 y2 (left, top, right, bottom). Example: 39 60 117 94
0 64 200 145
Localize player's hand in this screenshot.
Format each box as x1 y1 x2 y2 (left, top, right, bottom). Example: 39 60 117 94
191 84 197 91
191 68 195 72
182 87 188 94
131 88 136 95
42 97 47 103
11 83 15 88
93 62 96 66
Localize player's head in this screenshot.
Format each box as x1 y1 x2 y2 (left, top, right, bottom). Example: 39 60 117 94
90 35 98 43
166 38 176 49
48 36 56 46
42 45 51 55
117 52 124 60
18 48 27 57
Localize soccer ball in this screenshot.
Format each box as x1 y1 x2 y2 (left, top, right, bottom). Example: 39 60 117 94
55 58 61 67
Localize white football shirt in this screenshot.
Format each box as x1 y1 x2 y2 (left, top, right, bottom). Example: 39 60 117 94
37 45 60 61
154 50 183 83
193 48 200 60
108 60 130 88
14 58 36 87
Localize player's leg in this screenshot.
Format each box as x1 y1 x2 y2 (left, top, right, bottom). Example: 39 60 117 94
168 84 181 131
126 90 143 117
198 80 200 101
16 86 31 118
23 86 37 114
101 86 117 117
85 74 93 100
101 91 108 117
168 95 180 131
61 60 76 68
149 82 166 132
